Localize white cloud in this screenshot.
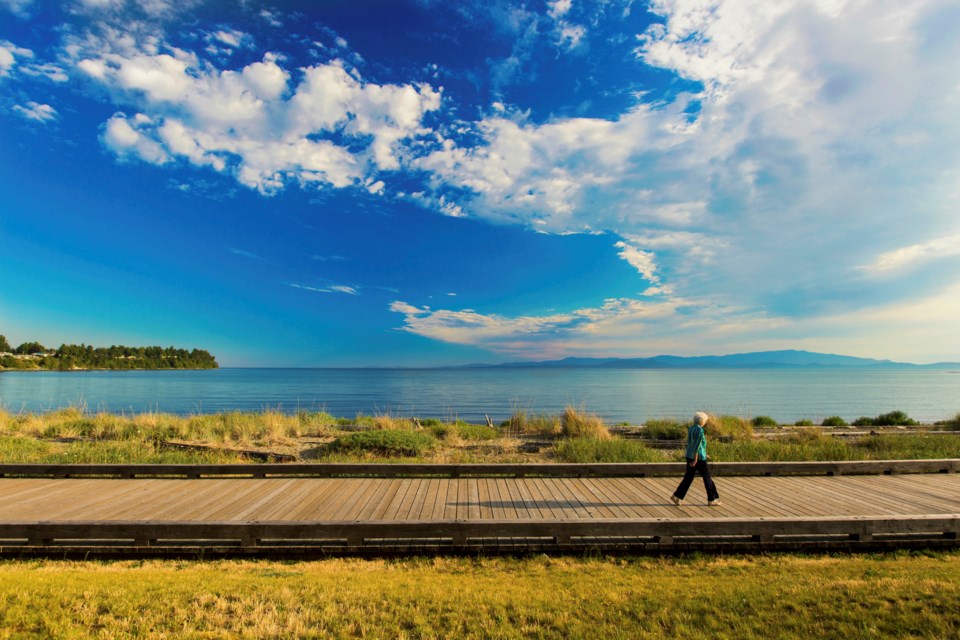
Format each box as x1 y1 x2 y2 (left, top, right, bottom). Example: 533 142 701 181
861 232 960 274
69 33 442 193
259 9 281 27
13 101 57 122
0 40 32 77
418 0 960 320
210 28 249 49
614 241 660 284
547 0 571 19
330 285 359 295
102 113 169 163
291 283 359 295
388 295 778 359
557 23 586 49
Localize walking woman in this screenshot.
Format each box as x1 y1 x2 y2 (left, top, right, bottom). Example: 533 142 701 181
671 412 722 506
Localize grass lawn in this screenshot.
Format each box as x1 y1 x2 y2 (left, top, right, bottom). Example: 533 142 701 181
0 552 957 639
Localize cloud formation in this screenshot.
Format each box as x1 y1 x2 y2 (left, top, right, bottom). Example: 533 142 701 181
70 29 442 193
6 0 959 361
13 100 57 121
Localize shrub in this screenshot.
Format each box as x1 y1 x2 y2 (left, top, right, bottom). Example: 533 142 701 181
752 415 779 428
553 437 662 463
821 416 848 427
329 430 436 457
643 419 686 440
852 417 875 427
794 419 815 427
418 418 443 427
428 423 454 440
560 406 610 440
706 415 754 439
873 410 917 426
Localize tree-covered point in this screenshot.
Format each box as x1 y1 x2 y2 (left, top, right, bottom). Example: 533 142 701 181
0 336 217 370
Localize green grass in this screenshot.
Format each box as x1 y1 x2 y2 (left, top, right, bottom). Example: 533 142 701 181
709 433 960 462
553 437 663 462
642 419 686 440
0 436 244 464
752 415 779 427
329 430 437 457
0 552 956 639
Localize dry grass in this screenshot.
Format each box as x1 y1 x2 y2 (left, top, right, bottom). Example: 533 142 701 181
0 552 956 639
560 405 610 439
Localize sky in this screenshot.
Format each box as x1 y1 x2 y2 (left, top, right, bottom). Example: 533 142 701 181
1 0 959 367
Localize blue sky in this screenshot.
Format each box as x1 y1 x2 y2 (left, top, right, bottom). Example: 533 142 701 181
2 0 959 366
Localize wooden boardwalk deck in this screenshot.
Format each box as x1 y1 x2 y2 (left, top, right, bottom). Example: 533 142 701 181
1 462 957 554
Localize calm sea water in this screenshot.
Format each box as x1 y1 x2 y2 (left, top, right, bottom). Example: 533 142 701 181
1 368 958 424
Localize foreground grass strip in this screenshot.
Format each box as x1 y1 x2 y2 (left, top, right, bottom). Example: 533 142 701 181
0 552 957 639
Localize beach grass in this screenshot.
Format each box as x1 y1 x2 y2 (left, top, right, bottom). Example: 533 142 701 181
560 405 610 439
0 408 958 464
0 551 956 639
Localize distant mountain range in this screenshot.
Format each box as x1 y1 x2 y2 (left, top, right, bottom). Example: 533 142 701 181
461 350 960 370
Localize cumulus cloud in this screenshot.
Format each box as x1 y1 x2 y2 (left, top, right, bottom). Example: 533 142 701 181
70 33 442 193
418 0 960 316
102 113 169 163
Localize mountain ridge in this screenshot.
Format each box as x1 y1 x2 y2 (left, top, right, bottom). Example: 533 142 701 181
459 349 960 369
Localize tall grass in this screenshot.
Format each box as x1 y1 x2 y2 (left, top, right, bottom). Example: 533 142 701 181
560 405 610 439
706 414 754 439
506 410 562 436
708 433 960 462
643 419 686 440
0 408 337 446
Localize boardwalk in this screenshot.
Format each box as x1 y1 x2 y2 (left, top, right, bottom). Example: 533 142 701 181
1 463 958 554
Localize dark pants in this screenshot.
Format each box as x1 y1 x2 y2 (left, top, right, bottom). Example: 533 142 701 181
673 458 719 501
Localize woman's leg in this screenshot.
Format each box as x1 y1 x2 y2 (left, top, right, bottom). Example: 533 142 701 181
673 460 698 499
696 459 719 501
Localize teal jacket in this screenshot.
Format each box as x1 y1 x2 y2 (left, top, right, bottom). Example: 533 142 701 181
685 424 707 461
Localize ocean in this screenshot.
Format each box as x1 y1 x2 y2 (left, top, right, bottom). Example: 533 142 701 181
1 367 958 424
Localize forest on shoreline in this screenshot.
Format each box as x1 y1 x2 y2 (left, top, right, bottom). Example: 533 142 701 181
0 335 217 370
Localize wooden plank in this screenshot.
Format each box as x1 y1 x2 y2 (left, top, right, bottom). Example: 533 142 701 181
185 479 279 521
315 479 368 521
381 479 417 521
352 479 395 521
467 478 482 520
366 478 405 521
327 479 377 521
